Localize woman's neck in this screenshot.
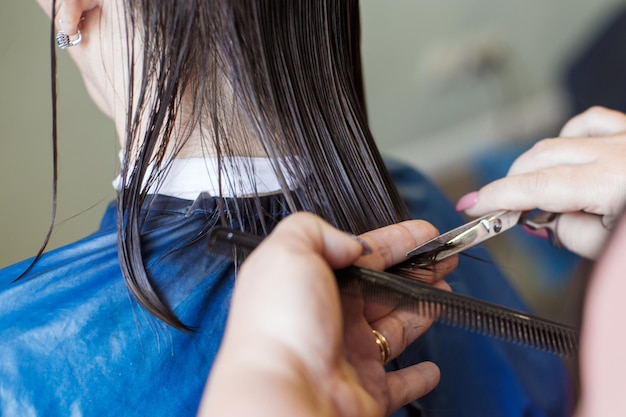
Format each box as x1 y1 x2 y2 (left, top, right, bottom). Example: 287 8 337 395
115 112 269 162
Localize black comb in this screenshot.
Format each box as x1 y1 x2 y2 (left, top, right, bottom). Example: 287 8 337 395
208 227 579 357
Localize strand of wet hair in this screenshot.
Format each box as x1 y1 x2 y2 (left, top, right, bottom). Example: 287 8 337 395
16 0 59 280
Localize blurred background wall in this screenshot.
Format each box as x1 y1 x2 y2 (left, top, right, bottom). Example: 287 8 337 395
1 0 624 269
0 1 116 268
360 0 626 179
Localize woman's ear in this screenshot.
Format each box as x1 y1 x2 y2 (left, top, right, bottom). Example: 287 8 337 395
57 0 100 35
34 0 100 35
58 0 100 35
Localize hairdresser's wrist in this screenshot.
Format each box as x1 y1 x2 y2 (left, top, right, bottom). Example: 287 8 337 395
200 338 320 417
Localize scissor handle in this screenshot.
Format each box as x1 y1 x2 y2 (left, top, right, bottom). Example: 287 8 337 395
522 211 563 248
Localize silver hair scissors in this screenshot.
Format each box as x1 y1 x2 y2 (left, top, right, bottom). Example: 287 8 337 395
404 210 561 265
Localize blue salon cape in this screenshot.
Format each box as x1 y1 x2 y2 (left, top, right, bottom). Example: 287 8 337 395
0 159 571 416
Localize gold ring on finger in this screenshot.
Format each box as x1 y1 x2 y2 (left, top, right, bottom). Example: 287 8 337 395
372 329 391 365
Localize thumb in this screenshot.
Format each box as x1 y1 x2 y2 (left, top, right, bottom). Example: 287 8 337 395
268 212 368 270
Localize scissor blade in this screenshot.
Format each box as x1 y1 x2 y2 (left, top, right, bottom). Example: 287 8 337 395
405 210 522 262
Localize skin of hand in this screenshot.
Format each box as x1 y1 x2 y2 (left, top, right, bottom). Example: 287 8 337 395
457 106 626 259
198 212 456 417
575 210 626 417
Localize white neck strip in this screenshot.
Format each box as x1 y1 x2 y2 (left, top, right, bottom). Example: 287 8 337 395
112 156 298 200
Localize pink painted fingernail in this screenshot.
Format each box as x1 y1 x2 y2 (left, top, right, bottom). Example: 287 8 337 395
522 224 550 240
455 191 479 212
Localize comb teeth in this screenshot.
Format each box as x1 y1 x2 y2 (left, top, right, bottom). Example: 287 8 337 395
208 227 579 358
437 296 578 357
337 267 578 358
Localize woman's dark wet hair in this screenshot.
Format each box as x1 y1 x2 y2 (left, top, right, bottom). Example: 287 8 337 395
48 0 411 330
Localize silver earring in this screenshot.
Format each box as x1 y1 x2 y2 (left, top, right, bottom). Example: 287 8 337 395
56 20 82 49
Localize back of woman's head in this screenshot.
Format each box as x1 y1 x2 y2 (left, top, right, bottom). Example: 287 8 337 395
113 0 411 329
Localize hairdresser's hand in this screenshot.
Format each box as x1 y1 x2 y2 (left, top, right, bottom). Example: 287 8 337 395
456 106 626 259
199 213 455 417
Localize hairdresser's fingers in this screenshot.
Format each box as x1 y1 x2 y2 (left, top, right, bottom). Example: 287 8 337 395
355 221 456 324
232 213 365 355
465 164 626 218
506 137 596 176
357 220 458 280
385 362 441 414
461 170 615 259
263 213 367 270
559 106 626 138
358 220 437 269
553 212 610 259
506 134 626 178
367 279 451 360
